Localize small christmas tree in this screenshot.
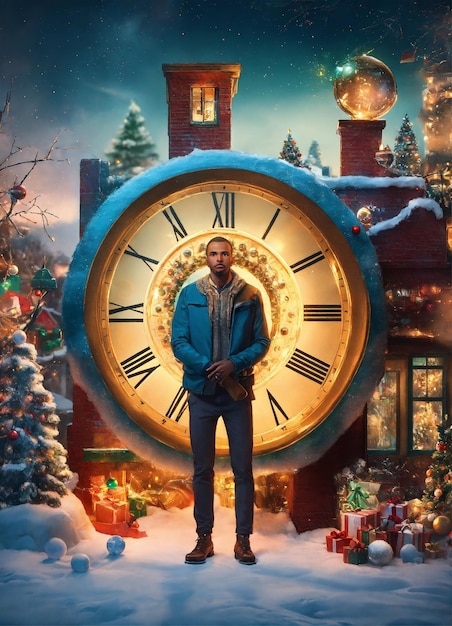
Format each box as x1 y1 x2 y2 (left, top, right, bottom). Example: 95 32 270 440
421 423 452 520
305 139 323 169
393 113 422 176
105 100 159 179
0 330 72 509
279 130 308 168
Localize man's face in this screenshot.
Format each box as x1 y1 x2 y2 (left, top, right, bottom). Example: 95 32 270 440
206 241 233 278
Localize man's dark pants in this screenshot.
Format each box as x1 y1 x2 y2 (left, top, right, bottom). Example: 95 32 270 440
188 387 254 536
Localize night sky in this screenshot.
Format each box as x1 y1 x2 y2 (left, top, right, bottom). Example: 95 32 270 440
1 0 448 254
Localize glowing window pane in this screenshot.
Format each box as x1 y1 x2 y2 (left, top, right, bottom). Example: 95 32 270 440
191 87 217 124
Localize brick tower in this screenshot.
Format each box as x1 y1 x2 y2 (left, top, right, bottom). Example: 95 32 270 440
162 63 241 158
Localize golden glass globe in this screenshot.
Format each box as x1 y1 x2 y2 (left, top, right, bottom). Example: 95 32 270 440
334 55 397 120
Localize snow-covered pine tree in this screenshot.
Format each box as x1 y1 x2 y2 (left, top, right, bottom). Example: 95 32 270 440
393 113 422 175
279 130 307 168
305 139 322 169
421 423 452 520
105 100 159 179
0 330 72 509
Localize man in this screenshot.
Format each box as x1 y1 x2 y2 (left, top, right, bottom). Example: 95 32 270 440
171 236 270 565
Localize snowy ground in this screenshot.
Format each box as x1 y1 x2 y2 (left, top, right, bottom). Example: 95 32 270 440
0 494 451 626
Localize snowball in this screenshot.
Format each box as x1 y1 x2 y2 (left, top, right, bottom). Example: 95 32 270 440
71 553 90 573
400 543 424 563
45 537 67 560
106 535 126 556
368 540 393 566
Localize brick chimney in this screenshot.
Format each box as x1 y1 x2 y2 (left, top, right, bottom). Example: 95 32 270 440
337 119 386 177
162 63 241 159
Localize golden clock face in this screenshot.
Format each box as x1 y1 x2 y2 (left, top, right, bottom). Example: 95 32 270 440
84 166 370 457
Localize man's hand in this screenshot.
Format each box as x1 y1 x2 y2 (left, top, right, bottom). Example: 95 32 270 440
206 359 234 385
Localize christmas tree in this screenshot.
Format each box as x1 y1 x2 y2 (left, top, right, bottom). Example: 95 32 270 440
105 100 159 179
0 330 72 509
279 130 308 168
393 113 422 175
305 139 323 169
421 423 452 520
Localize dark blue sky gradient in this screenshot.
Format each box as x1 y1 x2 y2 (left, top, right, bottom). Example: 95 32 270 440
0 0 448 253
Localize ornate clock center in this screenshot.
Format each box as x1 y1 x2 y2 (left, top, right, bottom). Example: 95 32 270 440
144 228 302 389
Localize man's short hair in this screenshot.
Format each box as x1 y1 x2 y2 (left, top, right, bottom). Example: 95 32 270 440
206 236 232 253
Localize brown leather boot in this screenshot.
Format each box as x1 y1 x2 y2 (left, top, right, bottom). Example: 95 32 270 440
234 534 256 565
185 534 214 564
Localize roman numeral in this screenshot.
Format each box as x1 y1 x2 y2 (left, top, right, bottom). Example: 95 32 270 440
121 347 160 388
303 304 342 322
165 387 189 422
290 251 325 274
286 348 330 385
163 206 188 240
267 390 290 426
109 302 144 323
211 192 235 228
261 208 280 240
124 245 159 271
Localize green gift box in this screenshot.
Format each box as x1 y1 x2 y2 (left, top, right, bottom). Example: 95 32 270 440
343 541 368 565
128 495 148 518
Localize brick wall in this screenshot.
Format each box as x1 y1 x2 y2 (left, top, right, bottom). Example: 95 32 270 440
163 64 240 158
337 119 387 177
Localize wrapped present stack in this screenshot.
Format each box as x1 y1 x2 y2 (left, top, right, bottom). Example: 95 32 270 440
89 474 146 538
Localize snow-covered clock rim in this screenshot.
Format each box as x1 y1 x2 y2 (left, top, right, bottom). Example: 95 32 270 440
62 150 386 472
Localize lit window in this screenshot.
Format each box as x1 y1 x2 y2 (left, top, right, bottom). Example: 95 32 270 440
411 356 444 451
191 87 217 124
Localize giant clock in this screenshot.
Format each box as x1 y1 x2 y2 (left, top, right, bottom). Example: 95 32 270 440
63 151 386 471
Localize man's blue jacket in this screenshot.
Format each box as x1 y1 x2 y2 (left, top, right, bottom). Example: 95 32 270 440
171 280 270 395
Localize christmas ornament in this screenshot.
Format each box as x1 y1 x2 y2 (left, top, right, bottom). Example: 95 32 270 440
434 488 443 498
432 515 451 536
368 540 393 566
400 543 423 564
106 477 119 489
12 330 27 345
71 553 90 573
356 206 373 230
334 55 397 120
7 429 19 441
106 535 126 556
8 265 19 276
8 185 27 201
31 266 57 292
45 537 67 560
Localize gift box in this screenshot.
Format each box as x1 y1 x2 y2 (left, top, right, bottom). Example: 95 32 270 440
326 530 353 553
357 481 381 508
357 525 377 545
424 542 447 559
395 522 424 557
95 500 129 524
380 499 408 520
343 540 368 565
128 495 148 519
380 514 403 530
375 529 387 541
385 527 400 553
346 481 370 510
341 509 381 539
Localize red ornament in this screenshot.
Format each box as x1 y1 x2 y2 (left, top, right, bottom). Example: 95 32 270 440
351 225 361 234
437 443 447 452
7 429 19 441
9 185 27 201
34 289 43 297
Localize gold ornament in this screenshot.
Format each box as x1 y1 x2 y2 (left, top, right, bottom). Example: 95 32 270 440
432 515 451 535
334 55 397 120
